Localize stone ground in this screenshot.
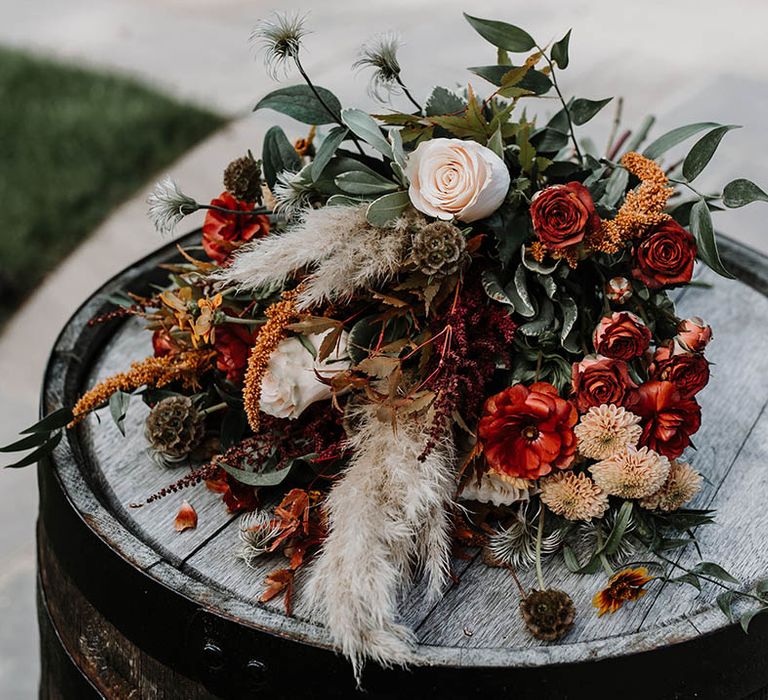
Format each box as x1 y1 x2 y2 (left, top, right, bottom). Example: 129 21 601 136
1 0 768 696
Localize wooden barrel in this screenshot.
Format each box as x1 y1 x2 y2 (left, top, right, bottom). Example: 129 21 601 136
37 232 768 699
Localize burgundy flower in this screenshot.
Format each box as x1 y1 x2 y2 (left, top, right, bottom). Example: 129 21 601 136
571 355 637 413
650 344 710 399
634 380 701 459
214 325 255 384
530 182 600 249
593 311 651 361
632 220 696 289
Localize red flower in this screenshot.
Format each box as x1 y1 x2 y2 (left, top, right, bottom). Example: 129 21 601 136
206 466 258 513
478 382 578 480
530 182 600 249
634 380 701 459
676 317 712 353
152 329 176 357
214 324 255 384
202 191 270 264
593 311 651 361
571 356 637 412
650 344 710 399
632 220 697 289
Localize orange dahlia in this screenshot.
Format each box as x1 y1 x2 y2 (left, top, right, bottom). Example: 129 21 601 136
478 382 578 480
593 567 654 616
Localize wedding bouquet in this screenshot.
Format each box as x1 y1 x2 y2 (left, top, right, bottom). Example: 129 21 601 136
8 11 768 681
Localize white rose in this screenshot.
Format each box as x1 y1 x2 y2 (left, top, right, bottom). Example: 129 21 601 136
406 138 510 222
259 330 350 419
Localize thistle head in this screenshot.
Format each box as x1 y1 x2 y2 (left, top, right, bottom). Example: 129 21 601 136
252 11 308 77
353 32 403 100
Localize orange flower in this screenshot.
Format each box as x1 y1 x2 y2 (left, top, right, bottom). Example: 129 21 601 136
593 567 654 616
193 293 223 345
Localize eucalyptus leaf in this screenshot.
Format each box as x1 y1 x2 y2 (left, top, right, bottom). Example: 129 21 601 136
740 607 766 634
0 432 50 453
601 167 630 208
366 191 411 226
219 461 292 487
326 194 367 207
334 171 399 195
311 127 348 181
109 391 131 437
671 573 702 591
342 108 393 159
4 431 62 469
722 178 768 208
691 561 739 584
642 122 720 160
690 199 734 279
463 13 536 52
254 84 341 125
262 126 301 189
570 97 612 126
21 407 74 434
717 591 735 621
551 29 571 69
389 128 407 169
682 125 740 182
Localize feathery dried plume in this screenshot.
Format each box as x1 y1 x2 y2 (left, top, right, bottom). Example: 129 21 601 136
487 503 565 570
590 444 671 499
305 405 455 683
639 459 702 512
251 11 308 78
574 403 643 460
237 509 283 565
147 176 199 235
214 205 416 310
353 32 403 100
272 167 313 218
540 471 609 521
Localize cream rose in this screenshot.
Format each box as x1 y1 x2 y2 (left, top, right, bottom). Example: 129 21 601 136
259 330 350 419
406 138 510 222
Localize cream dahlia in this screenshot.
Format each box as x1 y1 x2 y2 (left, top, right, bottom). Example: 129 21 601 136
540 471 609 521
639 460 703 512
590 445 670 499
574 403 642 460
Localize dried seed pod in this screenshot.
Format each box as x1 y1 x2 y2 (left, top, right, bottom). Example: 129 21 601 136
519 588 575 641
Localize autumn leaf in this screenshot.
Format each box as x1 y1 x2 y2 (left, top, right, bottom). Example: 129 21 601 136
174 500 198 532
260 568 295 614
357 355 401 379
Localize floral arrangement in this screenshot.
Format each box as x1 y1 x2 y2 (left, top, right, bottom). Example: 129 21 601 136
8 11 768 681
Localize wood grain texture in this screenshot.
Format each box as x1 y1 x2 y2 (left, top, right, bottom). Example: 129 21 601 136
42 234 768 672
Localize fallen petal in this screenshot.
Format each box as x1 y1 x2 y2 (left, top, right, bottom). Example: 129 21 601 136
174 500 198 532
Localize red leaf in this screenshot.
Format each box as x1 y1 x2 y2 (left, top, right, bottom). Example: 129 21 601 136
174 500 198 532
260 568 295 615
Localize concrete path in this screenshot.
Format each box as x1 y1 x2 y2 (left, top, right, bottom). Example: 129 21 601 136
1 1 768 696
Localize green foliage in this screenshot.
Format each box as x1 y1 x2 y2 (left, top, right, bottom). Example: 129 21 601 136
254 84 342 124
690 199 735 279
569 97 612 125
550 30 572 69
262 126 302 188
341 108 394 159
366 191 411 226
682 125 740 182
424 86 467 116
642 121 720 160
722 178 768 208
311 127 347 180
463 14 536 52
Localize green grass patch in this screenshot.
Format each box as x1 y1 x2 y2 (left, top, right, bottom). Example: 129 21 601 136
0 47 225 324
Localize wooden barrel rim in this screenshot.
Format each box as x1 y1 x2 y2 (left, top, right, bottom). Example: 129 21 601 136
38 232 768 683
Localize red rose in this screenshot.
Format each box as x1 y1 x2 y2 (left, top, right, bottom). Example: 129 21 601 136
478 382 578 480
593 311 651 361
202 191 270 264
676 317 712 353
634 380 701 459
571 355 637 412
530 182 600 249
214 324 255 384
650 344 710 398
632 220 697 289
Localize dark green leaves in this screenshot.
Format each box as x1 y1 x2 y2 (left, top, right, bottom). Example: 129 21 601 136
468 65 552 95
310 127 347 181
723 178 768 208
366 191 411 226
109 391 131 437
463 14 535 52
3 431 62 469
219 461 293 487
642 122 720 160
425 86 467 116
690 199 735 279
341 108 393 159
570 97 612 126
20 407 73 434
690 561 739 585
551 29 572 69
262 126 301 189
254 85 341 125
682 125 740 182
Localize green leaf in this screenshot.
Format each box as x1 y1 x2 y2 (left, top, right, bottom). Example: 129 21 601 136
756 579 768 596
218 461 293 487
682 125 740 182
326 194 367 207
691 561 739 585
468 65 551 95
366 191 411 227
481 270 514 306
21 407 73 434
570 97 612 126
334 171 399 196
642 122 720 160
690 199 735 279
4 432 62 469
341 108 393 159
310 127 348 181
601 501 634 556
717 591 735 621
563 545 602 574
558 293 578 352
722 178 768 208
497 47 512 66
262 126 301 189
671 573 702 591
551 29 571 69
0 432 50 453
463 13 536 52
740 607 766 634
487 125 504 158
109 391 131 437
254 84 341 125
623 114 656 154
601 167 630 209
389 128 407 169
425 86 467 116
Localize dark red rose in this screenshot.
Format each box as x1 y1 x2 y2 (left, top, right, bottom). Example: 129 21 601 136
650 344 710 399
571 356 637 412
202 191 270 264
530 182 600 249
632 220 697 289
593 311 651 361
214 324 255 384
634 380 701 459
152 329 176 357
478 382 578 480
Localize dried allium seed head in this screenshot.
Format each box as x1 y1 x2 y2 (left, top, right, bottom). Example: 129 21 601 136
520 588 576 641
223 153 263 203
145 396 204 459
410 221 467 277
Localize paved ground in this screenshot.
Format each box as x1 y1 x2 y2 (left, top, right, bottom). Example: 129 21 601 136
1 1 768 696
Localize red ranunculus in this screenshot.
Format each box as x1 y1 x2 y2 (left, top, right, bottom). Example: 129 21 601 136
593 311 651 361
634 380 701 459
632 220 697 289
530 182 600 249
478 382 578 480
202 191 270 264
214 324 255 384
571 355 637 412
650 344 710 399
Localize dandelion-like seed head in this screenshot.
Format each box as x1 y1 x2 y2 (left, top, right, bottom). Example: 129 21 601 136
540 471 609 521
273 166 313 219
252 11 308 78
574 403 643 460
640 459 703 512
147 176 199 235
237 509 282 566
590 444 670 499
353 32 403 100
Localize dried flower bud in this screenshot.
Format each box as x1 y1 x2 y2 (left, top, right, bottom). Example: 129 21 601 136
606 276 632 304
223 153 263 203
519 588 576 641
145 396 204 459
676 316 712 353
410 221 467 277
